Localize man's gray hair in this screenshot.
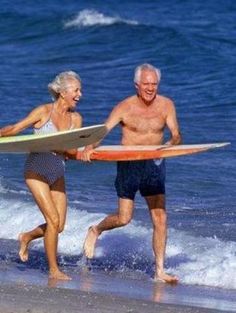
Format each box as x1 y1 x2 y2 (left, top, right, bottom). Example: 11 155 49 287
134 64 161 84
48 71 81 100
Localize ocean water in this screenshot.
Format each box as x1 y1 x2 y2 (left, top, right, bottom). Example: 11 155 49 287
0 0 236 300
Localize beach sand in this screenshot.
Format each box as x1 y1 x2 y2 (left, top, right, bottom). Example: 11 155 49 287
0 239 235 313
0 281 231 313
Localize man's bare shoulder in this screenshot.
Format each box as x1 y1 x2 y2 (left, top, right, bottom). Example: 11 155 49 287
158 94 174 107
116 95 137 109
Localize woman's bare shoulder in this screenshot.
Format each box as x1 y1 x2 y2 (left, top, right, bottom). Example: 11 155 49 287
71 111 83 128
31 103 52 115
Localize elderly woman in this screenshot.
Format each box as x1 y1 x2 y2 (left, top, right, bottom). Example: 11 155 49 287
0 71 82 280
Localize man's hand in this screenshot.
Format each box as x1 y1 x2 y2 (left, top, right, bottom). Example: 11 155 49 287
80 145 97 162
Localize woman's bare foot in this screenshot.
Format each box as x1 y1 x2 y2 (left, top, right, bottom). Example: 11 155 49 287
154 272 179 284
83 226 99 259
18 233 30 262
49 269 71 280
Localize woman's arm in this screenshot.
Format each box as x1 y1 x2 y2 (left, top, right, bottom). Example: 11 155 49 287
0 105 45 137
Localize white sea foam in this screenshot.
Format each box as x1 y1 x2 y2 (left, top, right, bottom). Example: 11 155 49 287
1 195 236 290
168 229 236 289
64 9 138 28
0 176 4 193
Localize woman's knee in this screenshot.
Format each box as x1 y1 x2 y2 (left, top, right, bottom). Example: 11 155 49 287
58 223 65 233
47 215 60 232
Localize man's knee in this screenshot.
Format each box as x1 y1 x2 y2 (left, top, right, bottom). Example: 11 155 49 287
117 198 134 226
152 209 167 228
118 214 132 226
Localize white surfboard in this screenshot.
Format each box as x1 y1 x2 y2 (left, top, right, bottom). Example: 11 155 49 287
0 124 106 153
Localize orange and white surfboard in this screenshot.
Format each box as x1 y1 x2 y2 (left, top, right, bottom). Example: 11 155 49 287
74 143 230 161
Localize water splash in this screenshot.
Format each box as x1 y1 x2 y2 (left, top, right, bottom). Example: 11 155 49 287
168 229 236 289
64 9 138 28
1 194 236 290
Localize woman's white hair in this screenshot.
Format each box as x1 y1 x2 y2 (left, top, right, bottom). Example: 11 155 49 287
134 64 161 84
48 71 81 100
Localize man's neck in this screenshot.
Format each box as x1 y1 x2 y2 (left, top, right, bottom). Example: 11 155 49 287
137 95 157 107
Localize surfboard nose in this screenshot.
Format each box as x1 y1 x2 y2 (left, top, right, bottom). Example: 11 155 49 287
0 124 107 153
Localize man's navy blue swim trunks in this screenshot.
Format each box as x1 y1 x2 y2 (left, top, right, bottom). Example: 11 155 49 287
115 159 166 200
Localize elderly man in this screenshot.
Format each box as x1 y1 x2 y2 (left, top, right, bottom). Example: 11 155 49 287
82 63 181 283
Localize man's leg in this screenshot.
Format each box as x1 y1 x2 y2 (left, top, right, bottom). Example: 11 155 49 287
83 198 134 258
145 194 178 283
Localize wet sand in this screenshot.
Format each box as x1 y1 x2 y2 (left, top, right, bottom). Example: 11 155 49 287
0 239 235 313
0 282 230 313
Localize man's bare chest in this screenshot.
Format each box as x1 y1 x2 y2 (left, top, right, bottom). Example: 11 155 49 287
122 110 166 133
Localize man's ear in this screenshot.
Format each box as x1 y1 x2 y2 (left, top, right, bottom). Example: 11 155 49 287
134 82 139 90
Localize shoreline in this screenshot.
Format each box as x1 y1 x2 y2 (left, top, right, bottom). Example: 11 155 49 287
0 239 235 313
0 281 229 313
0 266 235 313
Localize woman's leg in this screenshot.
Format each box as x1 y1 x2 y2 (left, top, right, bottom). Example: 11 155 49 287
19 172 48 261
19 177 67 261
18 223 46 262
48 177 69 279
20 172 70 280
50 177 67 234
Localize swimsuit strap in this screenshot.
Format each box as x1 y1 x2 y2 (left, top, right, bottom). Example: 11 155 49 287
34 104 55 131
38 104 74 131
49 103 60 130
34 104 58 134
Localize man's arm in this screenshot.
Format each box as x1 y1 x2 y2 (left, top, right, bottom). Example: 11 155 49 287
165 100 182 145
80 102 124 161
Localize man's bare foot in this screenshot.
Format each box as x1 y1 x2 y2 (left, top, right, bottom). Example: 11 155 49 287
83 226 99 259
49 269 71 280
154 272 179 284
18 233 30 262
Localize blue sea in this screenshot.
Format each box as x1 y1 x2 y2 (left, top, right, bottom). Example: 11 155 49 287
0 1 236 311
